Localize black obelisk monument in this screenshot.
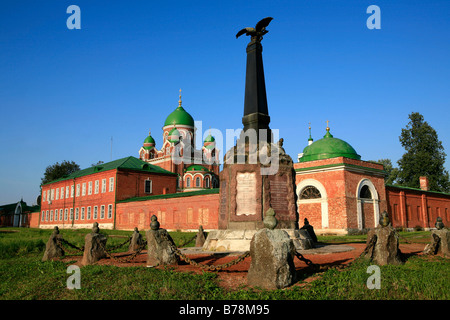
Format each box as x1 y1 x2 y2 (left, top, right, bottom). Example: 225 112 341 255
239 17 272 142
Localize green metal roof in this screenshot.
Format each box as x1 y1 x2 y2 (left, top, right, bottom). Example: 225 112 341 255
300 129 361 162
164 106 194 127
42 156 176 186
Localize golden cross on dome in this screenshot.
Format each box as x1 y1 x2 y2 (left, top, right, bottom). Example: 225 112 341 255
326 120 330 131
178 88 182 107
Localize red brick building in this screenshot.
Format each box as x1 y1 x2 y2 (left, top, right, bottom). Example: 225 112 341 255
386 181 450 229
138 92 220 191
39 156 177 229
294 125 449 234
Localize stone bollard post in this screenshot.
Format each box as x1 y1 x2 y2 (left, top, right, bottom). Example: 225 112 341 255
146 215 179 267
129 227 144 252
195 225 206 247
42 226 65 261
247 208 297 289
300 218 318 243
424 217 450 257
81 222 107 266
363 211 404 265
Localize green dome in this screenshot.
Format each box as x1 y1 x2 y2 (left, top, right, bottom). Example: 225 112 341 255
164 106 194 127
168 127 181 144
203 134 215 150
143 133 156 150
300 129 360 162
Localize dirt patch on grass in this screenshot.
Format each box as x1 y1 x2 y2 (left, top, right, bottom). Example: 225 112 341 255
60 242 429 291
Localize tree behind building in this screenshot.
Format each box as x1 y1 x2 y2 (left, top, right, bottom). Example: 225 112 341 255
41 160 81 185
397 112 450 193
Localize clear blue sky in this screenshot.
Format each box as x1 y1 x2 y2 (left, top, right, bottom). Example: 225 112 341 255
1 0 449 205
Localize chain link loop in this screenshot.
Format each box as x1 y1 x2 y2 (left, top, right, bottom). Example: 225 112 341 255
161 232 250 271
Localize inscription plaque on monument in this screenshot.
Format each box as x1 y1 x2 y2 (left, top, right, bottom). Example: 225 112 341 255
236 172 257 216
270 177 288 216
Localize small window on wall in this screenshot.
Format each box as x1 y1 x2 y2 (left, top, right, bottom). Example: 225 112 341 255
107 204 113 219
195 177 201 187
145 180 152 194
205 176 210 188
359 185 372 199
300 186 321 199
186 177 191 188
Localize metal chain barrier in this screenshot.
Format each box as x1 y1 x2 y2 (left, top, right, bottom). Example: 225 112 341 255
162 233 250 271
56 237 84 254
177 234 198 248
100 239 148 263
104 236 132 251
294 251 314 266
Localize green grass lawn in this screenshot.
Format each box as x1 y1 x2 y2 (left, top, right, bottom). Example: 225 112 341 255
0 227 448 300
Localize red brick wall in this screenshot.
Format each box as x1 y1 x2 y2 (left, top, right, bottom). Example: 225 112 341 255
295 157 386 233
116 170 177 201
115 193 219 231
39 169 177 229
386 186 450 229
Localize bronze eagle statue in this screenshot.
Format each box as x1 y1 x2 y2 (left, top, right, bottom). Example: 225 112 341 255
236 17 273 42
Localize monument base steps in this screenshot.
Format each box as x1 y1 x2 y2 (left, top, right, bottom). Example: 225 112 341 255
203 228 314 252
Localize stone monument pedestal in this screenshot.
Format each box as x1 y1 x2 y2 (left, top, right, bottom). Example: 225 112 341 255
204 138 302 252
203 228 313 252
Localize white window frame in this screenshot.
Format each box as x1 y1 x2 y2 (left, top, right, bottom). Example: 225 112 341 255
107 204 113 219
87 206 91 220
102 179 106 193
70 208 74 221
64 209 68 220
109 177 114 192
81 207 85 220
55 188 59 200
60 187 64 200
71 185 74 198
100 205 105 219
59 209 63 221
88 181 92 195
144 179 152 194
76 184 80 197
95 180 99 194
93 206 98 219
82 183 86 196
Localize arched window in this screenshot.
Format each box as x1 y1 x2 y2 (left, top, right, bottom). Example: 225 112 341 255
205 176 210 188
186 177 191 188
195 177 201 187
359 185 372 199
300 186 321 199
